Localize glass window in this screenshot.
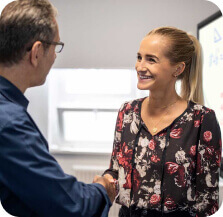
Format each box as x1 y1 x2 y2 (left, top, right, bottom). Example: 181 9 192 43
48 68 147 153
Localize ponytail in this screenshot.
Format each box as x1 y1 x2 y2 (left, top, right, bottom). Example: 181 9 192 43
181 34 204 105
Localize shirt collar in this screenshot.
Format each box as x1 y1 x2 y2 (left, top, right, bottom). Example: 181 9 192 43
0 75 29 109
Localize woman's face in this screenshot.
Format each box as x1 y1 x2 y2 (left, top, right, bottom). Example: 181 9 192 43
135 34 177 92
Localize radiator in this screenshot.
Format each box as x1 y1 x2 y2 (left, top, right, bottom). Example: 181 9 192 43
72 165 120 217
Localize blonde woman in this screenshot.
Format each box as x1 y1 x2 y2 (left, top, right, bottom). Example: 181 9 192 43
103 27 222 217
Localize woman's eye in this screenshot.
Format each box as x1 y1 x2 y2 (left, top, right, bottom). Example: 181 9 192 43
137 55 142 61
148 58 156 62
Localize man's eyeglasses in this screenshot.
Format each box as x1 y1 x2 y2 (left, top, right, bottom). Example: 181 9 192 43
41 40 64 53
27 40 64 53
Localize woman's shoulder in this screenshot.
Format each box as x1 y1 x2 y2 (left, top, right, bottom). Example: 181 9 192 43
189 101 216 118
119 97 146 113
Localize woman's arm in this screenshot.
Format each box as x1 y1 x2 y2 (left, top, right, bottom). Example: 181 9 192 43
103 103 127 180
195 110 222 217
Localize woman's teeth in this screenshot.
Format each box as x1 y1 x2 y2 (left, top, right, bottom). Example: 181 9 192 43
140 75 153 79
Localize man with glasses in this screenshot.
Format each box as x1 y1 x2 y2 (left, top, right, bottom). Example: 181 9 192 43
0 0 115 216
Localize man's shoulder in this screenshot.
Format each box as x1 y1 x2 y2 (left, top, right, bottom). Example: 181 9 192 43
0 95 27 130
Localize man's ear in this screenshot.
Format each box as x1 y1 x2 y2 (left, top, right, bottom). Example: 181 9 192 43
30 41 43 67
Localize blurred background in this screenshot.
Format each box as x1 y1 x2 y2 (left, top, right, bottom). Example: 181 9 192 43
0 0 222 216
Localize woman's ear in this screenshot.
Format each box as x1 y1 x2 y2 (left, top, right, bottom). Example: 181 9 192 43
174 62 186 77
29 41 43 67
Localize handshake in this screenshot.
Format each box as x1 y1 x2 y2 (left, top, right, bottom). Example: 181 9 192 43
93 174 118 203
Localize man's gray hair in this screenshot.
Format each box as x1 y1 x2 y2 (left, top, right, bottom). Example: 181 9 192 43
0 0 57 66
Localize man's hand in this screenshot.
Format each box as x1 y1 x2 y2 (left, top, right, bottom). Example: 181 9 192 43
103 174 114 182
93 175 116 203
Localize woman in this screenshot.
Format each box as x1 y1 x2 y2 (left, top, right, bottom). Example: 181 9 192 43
103 27 222 217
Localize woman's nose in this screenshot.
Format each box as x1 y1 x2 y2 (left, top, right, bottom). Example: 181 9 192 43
136 61 147 72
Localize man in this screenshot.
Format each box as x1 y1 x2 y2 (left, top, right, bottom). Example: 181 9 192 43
0 0 115 216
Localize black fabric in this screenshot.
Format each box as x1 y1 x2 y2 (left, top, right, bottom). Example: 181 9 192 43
119 205 194 217
220 157 223 178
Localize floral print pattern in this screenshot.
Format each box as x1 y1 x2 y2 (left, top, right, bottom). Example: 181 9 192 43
104 98 222 217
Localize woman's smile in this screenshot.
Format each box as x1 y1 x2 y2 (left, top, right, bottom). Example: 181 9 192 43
138 74 154 82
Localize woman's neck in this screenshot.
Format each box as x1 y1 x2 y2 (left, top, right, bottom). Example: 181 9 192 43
148 92 180 108
146 89 183 116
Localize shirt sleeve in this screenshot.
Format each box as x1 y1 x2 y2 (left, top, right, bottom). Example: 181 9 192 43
103 103 126 180
0 113 111 217
195 110 222 217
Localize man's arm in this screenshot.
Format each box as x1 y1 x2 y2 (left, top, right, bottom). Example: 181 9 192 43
0 113 111 217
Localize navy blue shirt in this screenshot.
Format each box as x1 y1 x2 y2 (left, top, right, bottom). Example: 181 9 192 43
0 75 111 217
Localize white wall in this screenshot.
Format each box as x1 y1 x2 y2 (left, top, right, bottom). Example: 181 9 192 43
52 0 219 69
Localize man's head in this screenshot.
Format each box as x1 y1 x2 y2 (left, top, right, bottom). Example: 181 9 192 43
0 0 63 89
0 0 58 66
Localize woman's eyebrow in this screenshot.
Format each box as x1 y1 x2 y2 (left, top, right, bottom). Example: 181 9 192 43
138 52 159 61
145 54 159 60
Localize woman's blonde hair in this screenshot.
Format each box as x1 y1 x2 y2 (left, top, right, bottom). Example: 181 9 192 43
147 27 204 105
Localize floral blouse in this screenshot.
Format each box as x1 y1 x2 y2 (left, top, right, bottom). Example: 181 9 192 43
104 98 222 217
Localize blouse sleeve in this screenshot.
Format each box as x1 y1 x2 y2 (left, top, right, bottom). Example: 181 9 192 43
195 110 222 217
103 103 126 180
